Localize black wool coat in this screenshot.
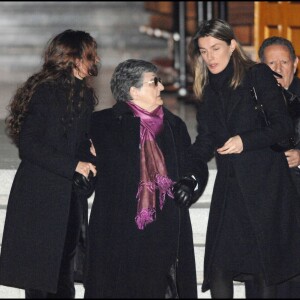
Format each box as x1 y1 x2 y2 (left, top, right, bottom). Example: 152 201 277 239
84 102 207 298
187 63 300 292
0 79 94 292
287 76 300 195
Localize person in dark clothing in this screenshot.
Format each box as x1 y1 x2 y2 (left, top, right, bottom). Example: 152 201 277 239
173 19 300 298
83 59 208 299
259 36 300 195
0 29 99 298
245 36 300 299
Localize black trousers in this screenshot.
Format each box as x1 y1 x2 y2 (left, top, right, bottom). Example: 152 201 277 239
25 192 85 299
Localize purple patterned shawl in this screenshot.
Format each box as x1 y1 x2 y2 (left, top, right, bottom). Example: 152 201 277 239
127 102 174 230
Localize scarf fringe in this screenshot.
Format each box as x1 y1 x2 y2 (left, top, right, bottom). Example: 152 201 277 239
135 208 156 230
135 175 175 230
155 174 174 209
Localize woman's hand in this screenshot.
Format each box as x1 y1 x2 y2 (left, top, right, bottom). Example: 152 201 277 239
217 135 243 155
285 149 300 168
76 161 97 178
90 139 96 157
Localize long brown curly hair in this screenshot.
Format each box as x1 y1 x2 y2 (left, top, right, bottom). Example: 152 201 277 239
5 29 99 145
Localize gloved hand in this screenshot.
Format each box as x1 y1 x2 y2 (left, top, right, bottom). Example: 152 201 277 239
173 175 198 208
73 171 93 191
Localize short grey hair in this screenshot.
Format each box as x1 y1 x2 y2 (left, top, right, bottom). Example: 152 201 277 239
110 59 158 102
258 36 297 62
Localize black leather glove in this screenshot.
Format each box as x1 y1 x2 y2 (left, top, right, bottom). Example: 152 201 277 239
73 171 93 192
173 175 198 208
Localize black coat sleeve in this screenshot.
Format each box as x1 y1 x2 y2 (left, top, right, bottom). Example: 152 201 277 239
18 84 78 179
240 63 294 151
179 113 209 201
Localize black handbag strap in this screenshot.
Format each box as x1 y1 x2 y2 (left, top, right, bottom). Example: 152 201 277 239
247 66 270 126
248 67 287 127
248 67 297 151
250 87 271 125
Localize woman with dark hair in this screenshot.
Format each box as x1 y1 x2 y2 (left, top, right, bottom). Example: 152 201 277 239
83 59 208 298
173 19 300 298
0 29 99 298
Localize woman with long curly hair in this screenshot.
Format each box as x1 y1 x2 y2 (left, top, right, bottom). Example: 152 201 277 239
0 29 99 298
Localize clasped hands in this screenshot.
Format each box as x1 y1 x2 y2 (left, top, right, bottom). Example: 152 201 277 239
73 140 97 191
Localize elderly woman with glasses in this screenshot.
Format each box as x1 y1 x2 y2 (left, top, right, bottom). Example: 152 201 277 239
83 59 208 299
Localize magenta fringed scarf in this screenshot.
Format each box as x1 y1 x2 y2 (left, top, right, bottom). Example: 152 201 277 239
127 102 174 230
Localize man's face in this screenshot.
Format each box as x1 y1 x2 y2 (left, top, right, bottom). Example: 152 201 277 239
263 44 298 89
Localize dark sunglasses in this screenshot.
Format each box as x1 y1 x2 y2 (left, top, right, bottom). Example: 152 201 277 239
144 77 162 86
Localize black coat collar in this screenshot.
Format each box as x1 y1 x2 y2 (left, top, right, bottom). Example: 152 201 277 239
289 76 300 95
112 101 134 118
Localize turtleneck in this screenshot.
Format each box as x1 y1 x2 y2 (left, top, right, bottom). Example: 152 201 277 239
209 58 234 92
